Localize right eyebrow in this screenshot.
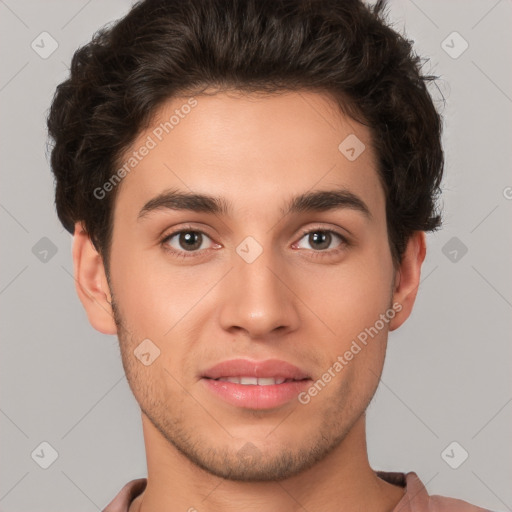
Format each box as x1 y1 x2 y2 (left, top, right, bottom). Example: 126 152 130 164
137 188 230 221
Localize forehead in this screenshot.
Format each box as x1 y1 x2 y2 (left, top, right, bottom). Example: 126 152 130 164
113 90 385 222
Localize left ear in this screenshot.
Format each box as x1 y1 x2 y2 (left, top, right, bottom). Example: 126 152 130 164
389 231 427 331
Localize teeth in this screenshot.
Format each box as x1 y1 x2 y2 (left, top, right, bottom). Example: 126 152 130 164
216 377 288 385
258 377 281 386
240 377 258 385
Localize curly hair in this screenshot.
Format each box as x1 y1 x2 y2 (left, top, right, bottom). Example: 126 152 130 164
46 0 444 271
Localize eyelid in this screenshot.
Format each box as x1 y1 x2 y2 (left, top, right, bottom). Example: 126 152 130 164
294 225 350 252
160 224 218 258
297 224 350 242
159 223 350 258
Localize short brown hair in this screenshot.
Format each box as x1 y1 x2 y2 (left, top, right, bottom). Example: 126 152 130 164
47 0 444 270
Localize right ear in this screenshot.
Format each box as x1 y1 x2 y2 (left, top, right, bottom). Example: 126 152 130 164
72 221 117 335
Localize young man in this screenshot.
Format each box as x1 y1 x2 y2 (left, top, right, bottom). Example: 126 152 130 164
47 0 492 510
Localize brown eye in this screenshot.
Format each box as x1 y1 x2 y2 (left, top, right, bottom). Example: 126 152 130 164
177 231 203 251
295 229 346 252
161 229 215 258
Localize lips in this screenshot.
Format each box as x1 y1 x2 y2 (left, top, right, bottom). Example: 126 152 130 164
200 358 312 409
201 358 311 381
216 376 293 385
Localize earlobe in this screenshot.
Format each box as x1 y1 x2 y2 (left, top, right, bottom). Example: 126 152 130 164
72 221 117 335
389 231 426 331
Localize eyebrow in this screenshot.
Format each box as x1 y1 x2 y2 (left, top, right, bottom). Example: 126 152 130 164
137 187 372 221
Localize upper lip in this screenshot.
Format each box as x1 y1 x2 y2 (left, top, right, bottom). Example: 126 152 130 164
201 358 311 380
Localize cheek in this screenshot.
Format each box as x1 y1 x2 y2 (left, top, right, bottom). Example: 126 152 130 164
109 244 160 337
109 243 219 339
303 257 393 342
311 279 391 407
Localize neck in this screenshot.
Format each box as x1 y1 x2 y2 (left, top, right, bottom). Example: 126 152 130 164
131 412 404 512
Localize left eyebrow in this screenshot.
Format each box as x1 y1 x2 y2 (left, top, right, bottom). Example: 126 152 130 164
284 188 372 220
137 187 372 221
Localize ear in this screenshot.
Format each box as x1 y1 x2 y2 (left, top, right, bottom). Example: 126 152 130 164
72 221 117 335
389 231 427 331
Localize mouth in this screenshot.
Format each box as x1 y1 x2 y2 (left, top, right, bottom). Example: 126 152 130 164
208 376 308 385
201 376 312 410
201 358 310 380
200 359 312 409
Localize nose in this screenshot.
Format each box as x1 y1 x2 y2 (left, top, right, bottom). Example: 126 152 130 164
218 242 301 339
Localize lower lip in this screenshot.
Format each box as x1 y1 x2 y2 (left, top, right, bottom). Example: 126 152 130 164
201 378 312 410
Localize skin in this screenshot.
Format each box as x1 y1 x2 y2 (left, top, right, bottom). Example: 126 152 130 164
72 90 426 512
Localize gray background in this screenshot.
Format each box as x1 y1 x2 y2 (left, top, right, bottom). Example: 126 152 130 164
1 0 511 510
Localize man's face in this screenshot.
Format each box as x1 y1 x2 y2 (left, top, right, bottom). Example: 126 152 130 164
106 90 397 481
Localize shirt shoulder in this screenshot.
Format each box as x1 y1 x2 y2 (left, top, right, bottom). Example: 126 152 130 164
429 494 494 512
102 478 147 512
103 472 495 511
377 471 494 512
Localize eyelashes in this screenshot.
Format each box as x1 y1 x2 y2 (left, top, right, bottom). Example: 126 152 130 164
294 228 349 255
161 228 216 258
160 225 350 260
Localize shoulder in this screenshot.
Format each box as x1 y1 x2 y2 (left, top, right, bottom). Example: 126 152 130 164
402 472 493 512
102 478 147 512
429 493 493 511
377 470 494 512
